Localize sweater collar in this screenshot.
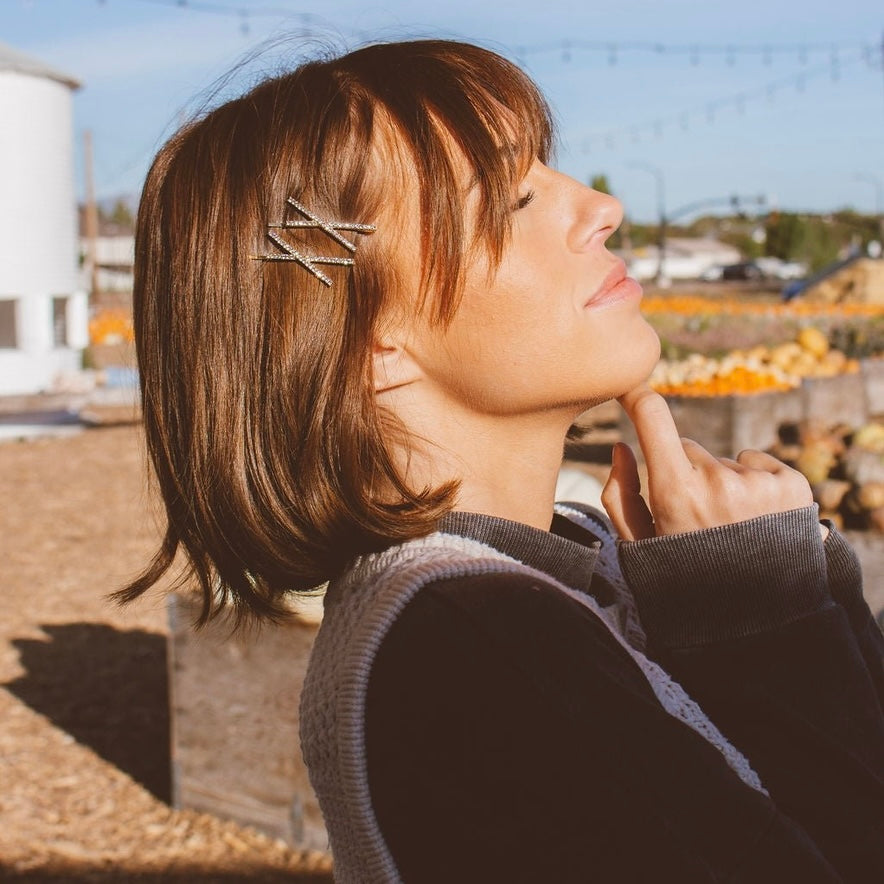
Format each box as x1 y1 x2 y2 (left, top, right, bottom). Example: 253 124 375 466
437 509 601 596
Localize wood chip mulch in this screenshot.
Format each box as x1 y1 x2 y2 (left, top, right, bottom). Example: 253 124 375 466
0 424 332 882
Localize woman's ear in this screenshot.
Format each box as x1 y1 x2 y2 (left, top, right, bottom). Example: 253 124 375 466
372 340 423 394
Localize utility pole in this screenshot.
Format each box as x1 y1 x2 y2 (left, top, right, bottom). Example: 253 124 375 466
83 130 100 302
629 162 667 286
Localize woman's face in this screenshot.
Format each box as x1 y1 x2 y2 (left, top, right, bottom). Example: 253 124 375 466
391 157 661 419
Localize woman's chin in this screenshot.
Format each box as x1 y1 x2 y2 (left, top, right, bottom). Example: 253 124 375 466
616 327 661 398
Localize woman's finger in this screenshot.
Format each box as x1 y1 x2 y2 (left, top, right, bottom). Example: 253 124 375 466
618 385 690 479
679 436 725 469
736 449 791 471
602 442 655 541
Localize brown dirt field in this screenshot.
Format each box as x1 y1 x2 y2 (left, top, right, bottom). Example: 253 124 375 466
0 424 333 882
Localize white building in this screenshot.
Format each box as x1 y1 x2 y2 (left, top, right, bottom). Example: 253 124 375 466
80 231 135 294
625 237 742 282
0 41 86 395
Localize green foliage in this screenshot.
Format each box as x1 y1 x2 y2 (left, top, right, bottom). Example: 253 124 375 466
828 318 884 360
718 229 763 260
99 199 135 230
622 209 878 273
765 212 804 260
765 211 877 272
590 173 612 195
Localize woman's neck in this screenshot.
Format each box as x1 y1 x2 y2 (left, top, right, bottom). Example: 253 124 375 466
385 392 578 531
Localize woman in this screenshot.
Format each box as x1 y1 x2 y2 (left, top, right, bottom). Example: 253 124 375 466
122 39 884 881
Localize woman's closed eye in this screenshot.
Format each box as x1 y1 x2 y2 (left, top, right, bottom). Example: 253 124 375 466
513 189 536 211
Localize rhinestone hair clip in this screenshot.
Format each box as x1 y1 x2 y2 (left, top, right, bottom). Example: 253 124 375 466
251 197 377 287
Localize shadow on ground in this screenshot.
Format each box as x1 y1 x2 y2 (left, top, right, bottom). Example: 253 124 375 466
5 623 171 803
0 869 331 883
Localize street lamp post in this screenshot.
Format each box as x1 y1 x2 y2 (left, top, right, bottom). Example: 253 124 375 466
854 172 884 249
628 162 667 286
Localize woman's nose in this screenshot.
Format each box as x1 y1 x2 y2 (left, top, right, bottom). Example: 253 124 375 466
569 185 624 251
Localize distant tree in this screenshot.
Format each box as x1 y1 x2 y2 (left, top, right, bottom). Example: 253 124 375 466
719 230 762 260
765 212 804 261
110 199 134 229
800 218 840 271
765 212 849 271
590 174 612 195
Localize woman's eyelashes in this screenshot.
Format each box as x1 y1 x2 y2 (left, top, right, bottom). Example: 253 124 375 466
513 189 536 211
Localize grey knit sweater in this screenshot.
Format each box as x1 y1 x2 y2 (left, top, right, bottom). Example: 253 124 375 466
298 505 768 883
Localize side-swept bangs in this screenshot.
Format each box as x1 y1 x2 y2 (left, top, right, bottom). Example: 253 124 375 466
341 41 554 322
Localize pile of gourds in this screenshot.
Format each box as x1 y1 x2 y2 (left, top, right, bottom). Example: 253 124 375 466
650 327 859 397
770 419 884 532
89 309 135 346
642 295 884 318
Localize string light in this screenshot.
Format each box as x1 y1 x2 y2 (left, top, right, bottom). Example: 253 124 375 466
579 45 878 154
105 1 884 68
94 1 884 161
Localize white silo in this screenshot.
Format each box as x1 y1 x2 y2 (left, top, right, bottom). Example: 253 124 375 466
0 41 87 395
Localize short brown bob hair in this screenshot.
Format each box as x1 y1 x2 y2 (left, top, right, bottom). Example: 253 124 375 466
119 39 554 622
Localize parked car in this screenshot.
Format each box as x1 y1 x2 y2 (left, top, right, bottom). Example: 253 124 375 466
721 261 764 281
755 256 807 280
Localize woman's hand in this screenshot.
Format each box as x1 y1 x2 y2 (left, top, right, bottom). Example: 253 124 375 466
602 384 822 542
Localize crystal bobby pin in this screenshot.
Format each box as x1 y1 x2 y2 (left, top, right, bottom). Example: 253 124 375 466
251 197 377 287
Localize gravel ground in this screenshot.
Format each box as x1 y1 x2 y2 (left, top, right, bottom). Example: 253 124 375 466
0 423 333 882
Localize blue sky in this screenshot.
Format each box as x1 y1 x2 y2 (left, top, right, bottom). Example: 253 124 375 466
3 0 883 222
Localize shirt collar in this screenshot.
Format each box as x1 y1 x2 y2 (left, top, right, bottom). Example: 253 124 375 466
437 509 601 596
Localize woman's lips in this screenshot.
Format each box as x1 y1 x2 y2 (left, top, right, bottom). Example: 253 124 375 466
585 260 643 308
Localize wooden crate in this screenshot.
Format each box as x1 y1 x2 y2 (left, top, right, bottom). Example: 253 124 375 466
861 358 884 418
621 388 804 458
801 372 868 427
620 366 879 460
167 592 327 851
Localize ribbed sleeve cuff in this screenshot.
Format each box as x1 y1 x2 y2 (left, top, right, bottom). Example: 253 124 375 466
619 505 831 649
822 521 865 616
